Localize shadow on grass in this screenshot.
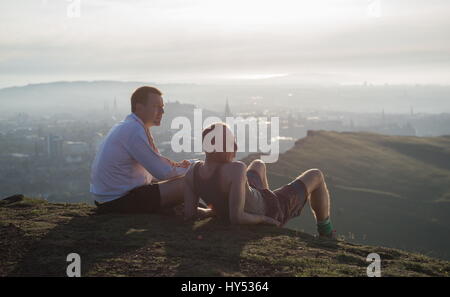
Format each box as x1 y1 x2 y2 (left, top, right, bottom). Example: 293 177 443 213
9 210 300 276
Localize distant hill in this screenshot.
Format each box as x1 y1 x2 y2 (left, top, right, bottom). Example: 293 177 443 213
2 81 450 114
1 196 449 277
242 130 450 260
0 81 205 114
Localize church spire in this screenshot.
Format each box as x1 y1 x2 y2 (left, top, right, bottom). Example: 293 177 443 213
224 98 232 118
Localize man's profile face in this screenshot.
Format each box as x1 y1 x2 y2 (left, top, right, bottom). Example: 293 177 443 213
138 93 165 126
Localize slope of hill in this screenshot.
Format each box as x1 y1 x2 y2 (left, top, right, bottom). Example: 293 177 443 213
1 197 449 277
243 130 450 260
0 81 202 114
2 81 450 114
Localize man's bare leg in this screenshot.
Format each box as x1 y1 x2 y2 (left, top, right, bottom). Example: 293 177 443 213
157 176 185 208
295 169 334 237
247 159 270 189
296 169 330 222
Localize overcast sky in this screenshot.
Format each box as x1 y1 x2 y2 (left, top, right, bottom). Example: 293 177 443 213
1 0 449 87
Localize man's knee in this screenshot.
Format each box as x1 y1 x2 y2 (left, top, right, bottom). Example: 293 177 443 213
305 168 324 184
249 159 266 172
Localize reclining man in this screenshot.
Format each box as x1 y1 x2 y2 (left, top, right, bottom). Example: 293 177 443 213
90 86 192 214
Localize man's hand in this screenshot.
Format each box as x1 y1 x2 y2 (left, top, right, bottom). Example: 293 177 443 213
160 156 189 168
173 159 191 168
263 216 281 227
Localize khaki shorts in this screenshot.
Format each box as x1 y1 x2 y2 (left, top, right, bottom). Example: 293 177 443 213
247 170 308 226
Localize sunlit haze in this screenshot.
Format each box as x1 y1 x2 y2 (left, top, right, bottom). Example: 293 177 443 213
1 0 450 87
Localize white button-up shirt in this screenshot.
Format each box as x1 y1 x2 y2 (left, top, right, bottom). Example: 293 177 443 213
90 113 189 203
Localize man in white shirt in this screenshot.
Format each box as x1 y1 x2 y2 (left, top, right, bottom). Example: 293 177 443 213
90 86 192 214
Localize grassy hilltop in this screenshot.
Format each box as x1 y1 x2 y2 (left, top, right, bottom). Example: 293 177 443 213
2 130 450 276
242 130 450 260
1 196 449 277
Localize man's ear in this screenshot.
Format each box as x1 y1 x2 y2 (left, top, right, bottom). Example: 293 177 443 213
135 102 144 111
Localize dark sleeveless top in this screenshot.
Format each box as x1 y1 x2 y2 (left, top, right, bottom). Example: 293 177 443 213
192 161 230 221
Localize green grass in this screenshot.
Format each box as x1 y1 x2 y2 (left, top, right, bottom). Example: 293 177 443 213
1 196 449 277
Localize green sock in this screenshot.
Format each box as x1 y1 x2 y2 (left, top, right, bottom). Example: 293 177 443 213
317 217 333 236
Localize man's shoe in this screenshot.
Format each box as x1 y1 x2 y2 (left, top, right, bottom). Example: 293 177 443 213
319 230 337 240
